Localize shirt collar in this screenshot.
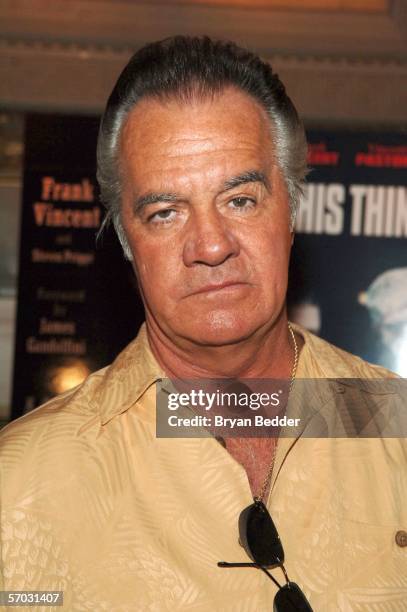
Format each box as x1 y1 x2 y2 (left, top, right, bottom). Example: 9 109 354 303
291 321 398 391
92 323 165 425
93 320 395 427
93 322 316 427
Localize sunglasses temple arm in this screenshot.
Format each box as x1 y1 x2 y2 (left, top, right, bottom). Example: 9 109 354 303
258 566 282 590
217 562 282 590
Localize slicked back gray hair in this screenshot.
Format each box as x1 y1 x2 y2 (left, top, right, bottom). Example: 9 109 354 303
97 35 308 260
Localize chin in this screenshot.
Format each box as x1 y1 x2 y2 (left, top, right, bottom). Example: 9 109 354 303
180 311 262 347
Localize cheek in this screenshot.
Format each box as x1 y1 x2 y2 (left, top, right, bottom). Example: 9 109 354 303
130 237 181 300
244 227 291 280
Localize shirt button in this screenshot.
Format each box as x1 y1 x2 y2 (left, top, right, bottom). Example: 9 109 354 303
395 530 407 547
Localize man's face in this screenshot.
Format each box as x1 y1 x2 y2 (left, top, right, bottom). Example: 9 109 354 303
120 87 293 348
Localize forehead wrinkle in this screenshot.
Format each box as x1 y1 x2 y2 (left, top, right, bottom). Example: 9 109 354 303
129 155 273 210
121 90 273 159
120 88 277 203
132 132 265 160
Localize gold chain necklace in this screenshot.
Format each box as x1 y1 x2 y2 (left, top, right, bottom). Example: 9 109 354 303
255 322 298 503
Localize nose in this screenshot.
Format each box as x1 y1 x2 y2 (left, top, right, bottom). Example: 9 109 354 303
183 208 240 267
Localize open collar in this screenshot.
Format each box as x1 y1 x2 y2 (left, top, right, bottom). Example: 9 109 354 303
92 321 397 427
92 324 165 425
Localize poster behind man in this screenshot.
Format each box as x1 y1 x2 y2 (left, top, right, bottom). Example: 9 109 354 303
11 116 407 419
289 132 407 377
11 115 144 419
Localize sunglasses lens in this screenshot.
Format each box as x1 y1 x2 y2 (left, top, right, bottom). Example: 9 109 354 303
239 501 284 567
273 582 313 612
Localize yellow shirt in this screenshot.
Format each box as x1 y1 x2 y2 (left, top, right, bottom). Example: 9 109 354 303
0 324 406 611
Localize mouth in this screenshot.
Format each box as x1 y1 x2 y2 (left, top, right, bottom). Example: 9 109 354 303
189 281 248 296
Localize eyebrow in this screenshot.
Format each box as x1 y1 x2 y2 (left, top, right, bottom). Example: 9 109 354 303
134 192 180 213
133 169 270 214
222 170 271 192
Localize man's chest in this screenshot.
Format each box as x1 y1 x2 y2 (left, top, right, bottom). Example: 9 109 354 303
224 436 278 499
3 426 406 610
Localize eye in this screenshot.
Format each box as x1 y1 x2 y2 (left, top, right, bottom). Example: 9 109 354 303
147 209 177 224
228 197 256 211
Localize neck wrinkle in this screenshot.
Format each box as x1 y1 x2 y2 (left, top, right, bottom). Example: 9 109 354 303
145 311 295 380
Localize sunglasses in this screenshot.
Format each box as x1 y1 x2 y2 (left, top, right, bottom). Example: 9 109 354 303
218 499 313 611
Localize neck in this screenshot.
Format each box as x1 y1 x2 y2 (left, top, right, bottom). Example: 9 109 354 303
146 310 297 380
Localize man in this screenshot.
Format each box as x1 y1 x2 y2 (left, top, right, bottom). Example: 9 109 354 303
1 36 406 611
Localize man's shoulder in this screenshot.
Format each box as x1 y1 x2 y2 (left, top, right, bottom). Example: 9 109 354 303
0 366 108 460
294 325 406 439
295 323 397 379
0 324 160 462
